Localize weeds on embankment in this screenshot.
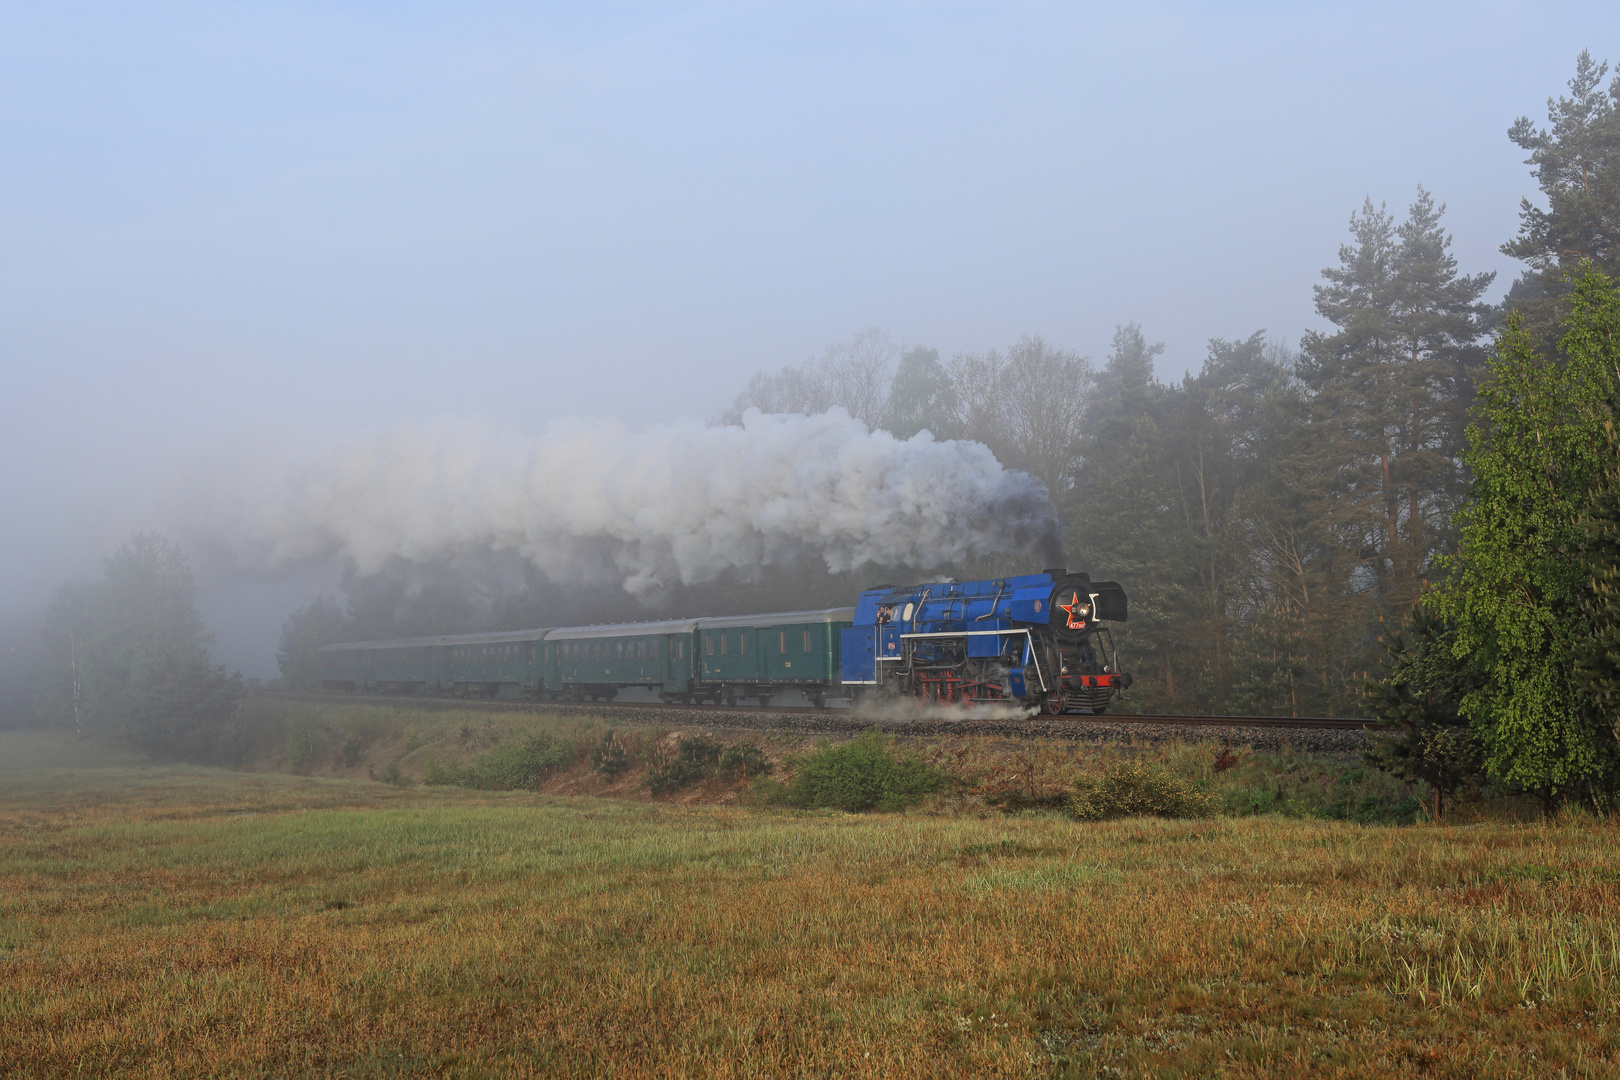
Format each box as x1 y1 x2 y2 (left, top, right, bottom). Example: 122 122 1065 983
222 698 1446 823
2 741 1620 1078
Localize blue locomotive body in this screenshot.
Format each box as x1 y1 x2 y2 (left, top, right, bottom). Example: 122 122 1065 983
840 568 1130 714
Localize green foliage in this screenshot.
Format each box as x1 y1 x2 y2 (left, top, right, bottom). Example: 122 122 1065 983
424 732 573 790
1576 426 1620 759
1068 761 1213 821
1214 754 1430 824
1363 602 1487 813
719 742 772 779
1432 267 1620 800
783 731 945 812
646 735 771 796
589 729 631 778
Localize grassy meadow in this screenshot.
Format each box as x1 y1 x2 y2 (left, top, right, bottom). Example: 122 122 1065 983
3 727 1620 1078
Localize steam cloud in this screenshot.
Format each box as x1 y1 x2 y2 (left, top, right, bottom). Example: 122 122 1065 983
190 410 1064 596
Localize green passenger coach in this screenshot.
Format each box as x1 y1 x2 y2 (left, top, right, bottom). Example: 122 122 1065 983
544 618 701 702
438 629 549 697
693 608 855 707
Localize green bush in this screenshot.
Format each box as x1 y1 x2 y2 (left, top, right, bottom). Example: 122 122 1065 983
719 742 773 779
647 735 774 796
785 731 945 812
648 735 723 796
589 730 631 779
424 732 571 790
1069 761 1213 821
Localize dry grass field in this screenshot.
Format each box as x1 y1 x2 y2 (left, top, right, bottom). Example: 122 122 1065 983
3 729 1620 1078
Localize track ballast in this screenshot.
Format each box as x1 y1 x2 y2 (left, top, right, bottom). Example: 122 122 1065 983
259 691 1383 753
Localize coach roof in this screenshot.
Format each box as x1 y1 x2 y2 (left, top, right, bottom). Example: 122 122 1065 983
545 618 701 641
696 607 856 630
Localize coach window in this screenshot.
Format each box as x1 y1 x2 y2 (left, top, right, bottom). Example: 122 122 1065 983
719 633 728 656
674 638 683 659
704 634 713 656
739 634 749 655
636 639 645 660
803 628 813 653
651 639 660 659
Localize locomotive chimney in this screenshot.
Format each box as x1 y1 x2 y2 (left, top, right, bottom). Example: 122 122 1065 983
1042 567 1067 577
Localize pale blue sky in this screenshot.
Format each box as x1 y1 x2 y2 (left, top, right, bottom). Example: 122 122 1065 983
2 2 1615 671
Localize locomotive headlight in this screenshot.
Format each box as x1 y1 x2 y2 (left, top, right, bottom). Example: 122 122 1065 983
1078 604 1091 617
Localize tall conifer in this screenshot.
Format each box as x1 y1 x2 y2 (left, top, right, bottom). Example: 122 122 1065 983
1300 191 1493 610
1501 51 1620 342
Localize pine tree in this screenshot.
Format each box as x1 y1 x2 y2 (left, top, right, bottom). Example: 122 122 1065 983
1501 51 1620 346
1300 191 1494 612
1160 332 1290 712
1071 325 1180 709
1432 267 1620 802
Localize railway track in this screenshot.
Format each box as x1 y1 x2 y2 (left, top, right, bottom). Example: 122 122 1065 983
256 690 1385 738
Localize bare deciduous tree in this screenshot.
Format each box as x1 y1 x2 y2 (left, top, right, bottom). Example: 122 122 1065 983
720 328 899 428
946 335 1093 499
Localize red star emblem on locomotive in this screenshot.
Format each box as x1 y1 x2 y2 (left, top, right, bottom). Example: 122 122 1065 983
1060 591 1086 630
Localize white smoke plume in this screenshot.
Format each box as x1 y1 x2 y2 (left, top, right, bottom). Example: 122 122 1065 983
186 409 1064 596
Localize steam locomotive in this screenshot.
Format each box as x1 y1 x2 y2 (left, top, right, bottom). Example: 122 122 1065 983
315 567 1129 715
